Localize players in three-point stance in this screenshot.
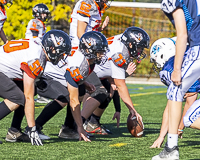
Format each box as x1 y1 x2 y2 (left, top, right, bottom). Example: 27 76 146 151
152 0 200 159
81 26 149 134
0 30 71 145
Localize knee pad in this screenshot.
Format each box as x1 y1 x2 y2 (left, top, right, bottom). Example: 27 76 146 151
99 96 112 109
91 87 109 104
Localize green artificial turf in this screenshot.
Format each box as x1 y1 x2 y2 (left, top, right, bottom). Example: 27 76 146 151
0 84 199 160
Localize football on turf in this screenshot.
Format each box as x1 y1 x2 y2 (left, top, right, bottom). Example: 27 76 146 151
127 113 144 137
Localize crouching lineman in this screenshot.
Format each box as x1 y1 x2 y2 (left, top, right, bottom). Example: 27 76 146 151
0 30 71 145
149 38 200 148
11 31 108 141
81 26 150 134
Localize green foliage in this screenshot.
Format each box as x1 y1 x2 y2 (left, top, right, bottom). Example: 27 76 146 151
3 0 72 42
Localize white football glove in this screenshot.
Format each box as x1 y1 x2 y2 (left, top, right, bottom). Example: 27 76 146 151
28 126 43 146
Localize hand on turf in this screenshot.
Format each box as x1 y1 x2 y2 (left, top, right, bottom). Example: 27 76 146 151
178 130 183 139
126 62 136 76
150 136 164 148
28 126 43 146
112 112 120 128
77 126 91 142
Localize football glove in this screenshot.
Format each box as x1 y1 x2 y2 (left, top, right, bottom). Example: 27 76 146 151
27 126 43 146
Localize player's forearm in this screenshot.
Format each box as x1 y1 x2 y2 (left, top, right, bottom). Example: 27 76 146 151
24 98 35 127
115 79 135 112
0 28 7 44
70 102 83 127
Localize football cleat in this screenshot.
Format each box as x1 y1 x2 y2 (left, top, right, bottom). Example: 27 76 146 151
58 125 79 139
5 127 30 142
85 121 109 135
152 143 179 160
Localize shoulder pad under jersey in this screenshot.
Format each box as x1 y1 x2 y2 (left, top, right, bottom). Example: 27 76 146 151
77 0 99 17
27 58 45 78
68 57 90 85
110 45 130 69
30 19 44 30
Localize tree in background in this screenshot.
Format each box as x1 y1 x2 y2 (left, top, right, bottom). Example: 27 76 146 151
3 0 73 44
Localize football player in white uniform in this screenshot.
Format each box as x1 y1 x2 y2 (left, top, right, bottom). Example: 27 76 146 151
149 38 200 148
0 30 71 145
0 0 12 44
25 3 50 39
81 27 150 134
19 31 108 142
70 0 111 47
25 3 51 103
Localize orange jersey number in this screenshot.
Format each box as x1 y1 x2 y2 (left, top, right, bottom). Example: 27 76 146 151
3 41 29 53
29 59 43 77
114 54 126 67
69 68 83 82
80 1 91 12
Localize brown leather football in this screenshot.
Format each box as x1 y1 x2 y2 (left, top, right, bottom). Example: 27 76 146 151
127 113 144 137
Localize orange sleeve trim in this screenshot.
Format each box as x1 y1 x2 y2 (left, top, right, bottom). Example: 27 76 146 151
77 10 91 17
108 58 112 61
20 62 36 79
30 28 39 32
107 37 115 40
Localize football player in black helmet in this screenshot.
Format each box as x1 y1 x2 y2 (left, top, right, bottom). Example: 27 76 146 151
41 30 71 65
79 31 109 64
121 26 150 63
4 30 72 144
25 3 50 39
32 3 50 22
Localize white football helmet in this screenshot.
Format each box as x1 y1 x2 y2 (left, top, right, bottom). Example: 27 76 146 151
150 38 176 73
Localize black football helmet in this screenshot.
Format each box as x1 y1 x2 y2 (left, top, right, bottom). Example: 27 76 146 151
95 0 112 11
121 26 150 62
33 3 50 22
42 30 71 65
79 31 109 64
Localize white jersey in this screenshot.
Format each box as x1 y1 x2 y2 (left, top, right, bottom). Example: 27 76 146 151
66 47 93 85
0 6 7 30
0 38 46 80
43 61 68 87
94 34 130 79
70 0 102 46
25 19 46 39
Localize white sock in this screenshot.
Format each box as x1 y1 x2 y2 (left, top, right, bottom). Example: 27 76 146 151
167 133 178 148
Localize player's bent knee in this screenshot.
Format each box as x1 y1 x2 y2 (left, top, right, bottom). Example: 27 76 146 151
90 87 108 104
99 97 112 109
183 115 191 127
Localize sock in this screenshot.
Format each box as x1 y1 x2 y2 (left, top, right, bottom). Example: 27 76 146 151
167 133 178 148
90 113 100 124
0 101 12 120
64 104 75 129
11 105 25 130
36 100 63 127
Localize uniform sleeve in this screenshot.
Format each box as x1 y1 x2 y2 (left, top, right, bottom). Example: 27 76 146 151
110 61 126 79
20 59 44 79
161 0 182 14
64 70 79 88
